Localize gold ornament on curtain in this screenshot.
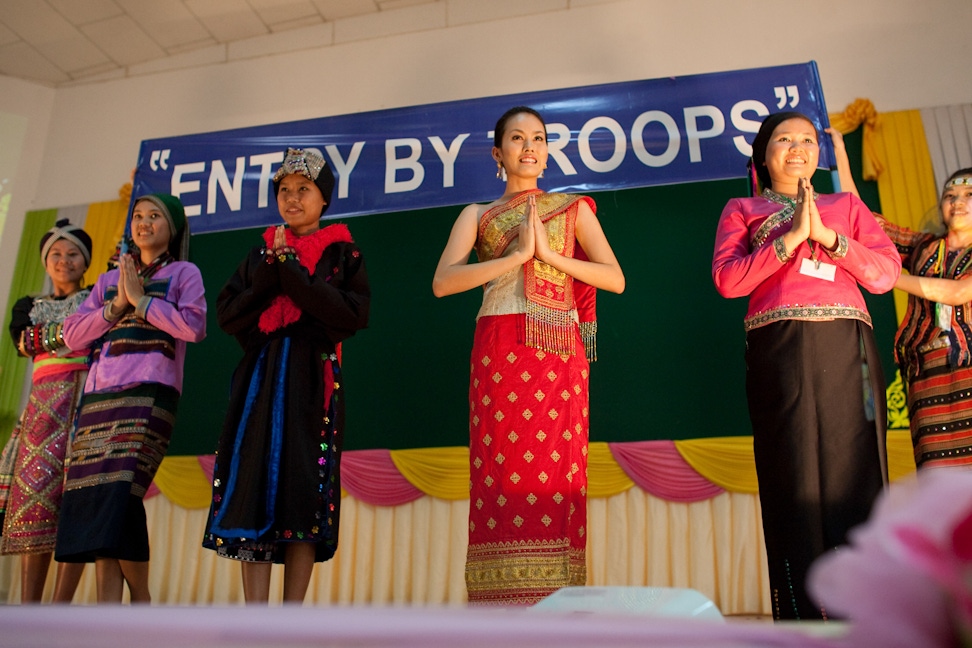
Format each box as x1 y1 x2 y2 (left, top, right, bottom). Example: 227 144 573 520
830 98 883 181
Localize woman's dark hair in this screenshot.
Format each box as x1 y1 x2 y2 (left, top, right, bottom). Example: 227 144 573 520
493 106 546 148
750 111 818 191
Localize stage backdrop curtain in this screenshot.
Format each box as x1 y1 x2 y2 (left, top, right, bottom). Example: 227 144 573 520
920 103 972 191
1 432 916 612
868 107 939 323
0 105 929 610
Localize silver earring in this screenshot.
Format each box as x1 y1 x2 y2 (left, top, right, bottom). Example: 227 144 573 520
496 163 507 181
539 168 545 179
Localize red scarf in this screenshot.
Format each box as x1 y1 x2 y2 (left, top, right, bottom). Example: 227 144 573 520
258 223 353 334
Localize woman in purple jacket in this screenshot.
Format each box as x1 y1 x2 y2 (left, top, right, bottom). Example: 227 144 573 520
55 193 206 603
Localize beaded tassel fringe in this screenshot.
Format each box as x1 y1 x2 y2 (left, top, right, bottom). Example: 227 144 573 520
525 301 576 357
579 320 597 363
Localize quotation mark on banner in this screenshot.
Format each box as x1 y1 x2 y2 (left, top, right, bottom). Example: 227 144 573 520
774 86 800 109
150 149 171 171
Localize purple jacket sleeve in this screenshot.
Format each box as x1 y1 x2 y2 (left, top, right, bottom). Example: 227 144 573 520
141 264 207 343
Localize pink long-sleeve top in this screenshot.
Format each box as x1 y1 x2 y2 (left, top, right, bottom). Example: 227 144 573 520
62 261 207 394
712 191 901 331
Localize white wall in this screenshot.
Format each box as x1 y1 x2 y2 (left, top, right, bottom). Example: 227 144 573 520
3 0 972 281
0 75 55 314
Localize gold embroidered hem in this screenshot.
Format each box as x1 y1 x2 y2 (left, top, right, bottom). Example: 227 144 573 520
744 305 872 331
465 538 587 606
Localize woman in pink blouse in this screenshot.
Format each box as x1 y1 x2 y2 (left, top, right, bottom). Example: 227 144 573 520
712 112 900 621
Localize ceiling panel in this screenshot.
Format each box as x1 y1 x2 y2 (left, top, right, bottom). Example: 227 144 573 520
184 0 269 42
0 0 449 86
248 0 321 27
46 0 124 25
114 0 214 50
0 41 70 84
81 15 167 66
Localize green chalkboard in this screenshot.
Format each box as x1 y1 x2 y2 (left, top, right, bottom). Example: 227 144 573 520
169 130 897 455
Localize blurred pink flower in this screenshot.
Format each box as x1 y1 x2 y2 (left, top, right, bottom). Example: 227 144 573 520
809 471 972 648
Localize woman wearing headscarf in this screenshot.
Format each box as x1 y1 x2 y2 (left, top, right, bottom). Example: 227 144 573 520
0 220 92 602
54 194 206 603
203 147 370 604
711 112 901 620
875 168 972 470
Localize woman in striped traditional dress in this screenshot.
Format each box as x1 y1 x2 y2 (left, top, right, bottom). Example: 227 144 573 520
432 106 624 605
54 194 206 603
876 168 972 470
0 220 92 602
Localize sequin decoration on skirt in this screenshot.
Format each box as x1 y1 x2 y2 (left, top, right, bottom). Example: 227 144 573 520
0 370 86 555
905 345 972 469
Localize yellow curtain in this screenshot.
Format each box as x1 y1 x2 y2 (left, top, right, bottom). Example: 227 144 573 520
870 109 939 323
586 442 635 498
675 437 760 494
830 100 939 322
390 446 469 501
152 456 213 509
82 189 129 276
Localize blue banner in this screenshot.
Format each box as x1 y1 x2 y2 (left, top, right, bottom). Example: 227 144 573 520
133 61 830 234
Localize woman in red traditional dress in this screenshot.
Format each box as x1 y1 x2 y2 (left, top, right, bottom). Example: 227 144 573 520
433 106 625 605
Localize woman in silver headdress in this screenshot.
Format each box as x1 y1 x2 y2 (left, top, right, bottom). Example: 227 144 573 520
203 147 370 604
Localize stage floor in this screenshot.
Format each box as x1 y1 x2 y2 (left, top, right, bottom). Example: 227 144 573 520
0 603 844 648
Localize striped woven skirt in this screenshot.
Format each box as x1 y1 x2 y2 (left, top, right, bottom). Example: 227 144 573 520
906 345 972 469
465 314 589 606
55 382 179 563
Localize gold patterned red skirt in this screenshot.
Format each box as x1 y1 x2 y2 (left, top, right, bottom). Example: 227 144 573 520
466 314 589 605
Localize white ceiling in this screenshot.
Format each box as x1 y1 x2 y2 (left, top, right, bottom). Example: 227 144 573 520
0 0 437 86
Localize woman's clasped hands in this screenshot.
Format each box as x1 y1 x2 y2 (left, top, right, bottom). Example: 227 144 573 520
109 255 146 318
786 177 839 255
516 194 557 264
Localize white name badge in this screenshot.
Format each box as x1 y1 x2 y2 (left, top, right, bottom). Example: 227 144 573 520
799 257 837 281
937 302 953 331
